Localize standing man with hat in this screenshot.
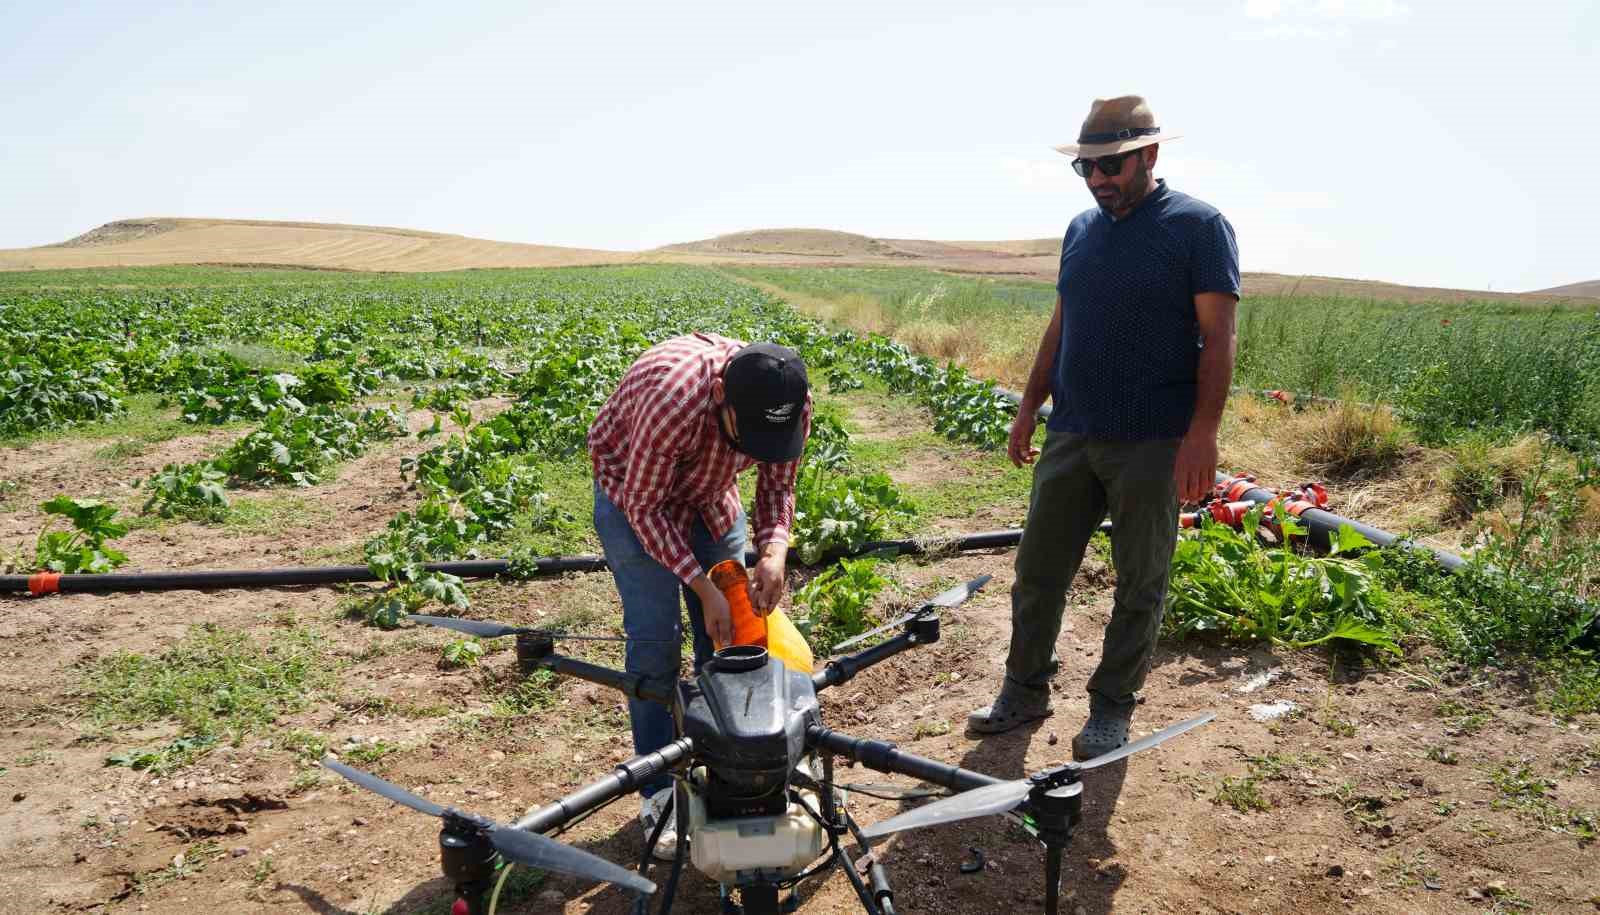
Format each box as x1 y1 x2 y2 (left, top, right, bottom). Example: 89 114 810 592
967 96 1240 759
588 333 811 858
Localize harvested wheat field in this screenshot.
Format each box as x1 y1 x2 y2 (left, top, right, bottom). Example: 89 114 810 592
0 219 631 274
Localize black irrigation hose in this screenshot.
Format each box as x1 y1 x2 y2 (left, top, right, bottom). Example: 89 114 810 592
0 531 1047 596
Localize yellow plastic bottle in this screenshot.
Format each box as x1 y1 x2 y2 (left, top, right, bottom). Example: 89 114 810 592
707 559 815 674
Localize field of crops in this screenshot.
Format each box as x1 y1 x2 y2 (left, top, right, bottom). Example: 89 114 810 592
2 263 1598 915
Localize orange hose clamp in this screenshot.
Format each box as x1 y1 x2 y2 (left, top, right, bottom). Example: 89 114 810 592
28 572 62 595
1221 475 1258 502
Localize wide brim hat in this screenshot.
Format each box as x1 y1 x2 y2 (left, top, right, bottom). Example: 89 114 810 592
724 342 809 462
1053 95 1182 159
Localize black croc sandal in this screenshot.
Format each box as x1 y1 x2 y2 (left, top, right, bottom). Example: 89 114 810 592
966 693 1053 735
1071 713 1130 761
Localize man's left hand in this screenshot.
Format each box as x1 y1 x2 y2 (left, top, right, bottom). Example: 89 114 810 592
1173 428 1219 504
750 544 788 616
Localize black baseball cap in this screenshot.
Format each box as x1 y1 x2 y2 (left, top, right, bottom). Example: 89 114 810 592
723 342 809 462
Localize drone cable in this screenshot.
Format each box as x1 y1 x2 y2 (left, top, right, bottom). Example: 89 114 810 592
487 861 514 915
817 780 949 802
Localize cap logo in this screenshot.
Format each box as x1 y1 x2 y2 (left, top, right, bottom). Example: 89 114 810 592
764 402 796 423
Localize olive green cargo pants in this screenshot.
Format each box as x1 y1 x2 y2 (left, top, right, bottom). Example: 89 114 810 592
1004 430 1181 717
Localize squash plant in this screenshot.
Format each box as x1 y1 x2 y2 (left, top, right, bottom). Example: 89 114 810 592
1165 505 1401 655
34 496 129 573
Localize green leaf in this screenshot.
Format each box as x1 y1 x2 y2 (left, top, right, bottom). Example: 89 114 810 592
1331 523 1375 556
1291 615 1401 656
417 573 469 608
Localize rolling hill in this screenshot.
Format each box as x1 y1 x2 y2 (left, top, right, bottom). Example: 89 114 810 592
2 219 1591 305
1534 279 1600 298
0 218 629 273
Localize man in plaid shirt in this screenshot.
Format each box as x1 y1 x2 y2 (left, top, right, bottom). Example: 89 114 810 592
588 332 811 859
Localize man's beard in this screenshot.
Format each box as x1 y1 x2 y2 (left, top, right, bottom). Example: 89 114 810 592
1097 156 1151 213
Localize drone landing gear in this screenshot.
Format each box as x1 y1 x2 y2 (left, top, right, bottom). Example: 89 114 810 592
1025 783 1081 915
808 753 896 915
634 782 691 915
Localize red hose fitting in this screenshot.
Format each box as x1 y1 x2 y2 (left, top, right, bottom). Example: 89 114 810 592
27 572 62 595
1181 500 1254 529
1213 473 1257 503
1291 482 1329 508
1209 501 1254 526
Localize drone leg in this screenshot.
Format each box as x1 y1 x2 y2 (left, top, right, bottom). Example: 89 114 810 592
638 790 674 879
833 826 880 913
820 752 836 821
841 810 895 915
1043 840 1063 915
655 780 690 915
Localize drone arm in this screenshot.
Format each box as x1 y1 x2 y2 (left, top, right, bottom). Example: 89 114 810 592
520 639 675 705
807 725 1001 795
812 615 939 693
511 737 693 832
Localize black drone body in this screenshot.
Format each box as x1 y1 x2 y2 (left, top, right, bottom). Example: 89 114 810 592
675 643 819 819
322 574 1212 915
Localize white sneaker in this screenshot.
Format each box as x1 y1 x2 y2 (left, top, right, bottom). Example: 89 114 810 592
639 787 680 862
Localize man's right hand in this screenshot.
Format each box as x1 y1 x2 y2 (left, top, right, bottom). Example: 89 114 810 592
690 576 734 647
1008 408 1041 468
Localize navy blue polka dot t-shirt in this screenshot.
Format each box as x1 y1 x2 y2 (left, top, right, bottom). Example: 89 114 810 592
1048 179 1240 441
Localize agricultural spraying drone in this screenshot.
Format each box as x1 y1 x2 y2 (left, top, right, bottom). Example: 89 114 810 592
321 573 1212 915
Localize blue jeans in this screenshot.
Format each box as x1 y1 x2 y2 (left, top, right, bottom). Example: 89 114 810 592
592 483 748 797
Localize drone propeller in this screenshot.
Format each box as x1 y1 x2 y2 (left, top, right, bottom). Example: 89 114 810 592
829 574 993 654
324 756 448 817
406 614 669 643
321 757 656 895
859 713 1213 840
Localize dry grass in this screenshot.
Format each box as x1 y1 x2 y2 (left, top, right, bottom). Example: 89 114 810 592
1218 395 1462 545
725 270 1040 387
1293 397 1411 479
1441 434 1543 521
659 228 907 258
896 320 1000 374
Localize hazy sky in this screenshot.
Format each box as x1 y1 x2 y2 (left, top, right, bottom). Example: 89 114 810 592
3 1 1595 291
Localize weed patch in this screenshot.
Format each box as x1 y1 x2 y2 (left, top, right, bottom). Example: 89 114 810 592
83 625 334 746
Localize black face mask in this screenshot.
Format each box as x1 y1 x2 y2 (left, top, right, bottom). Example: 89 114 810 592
715 404 745 455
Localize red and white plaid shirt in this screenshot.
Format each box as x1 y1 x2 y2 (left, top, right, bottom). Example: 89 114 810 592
588 333 810 585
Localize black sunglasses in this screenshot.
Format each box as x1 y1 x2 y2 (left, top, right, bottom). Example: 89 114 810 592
1071 151 1136 178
